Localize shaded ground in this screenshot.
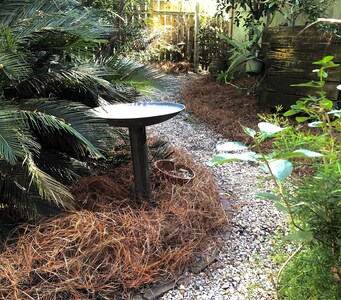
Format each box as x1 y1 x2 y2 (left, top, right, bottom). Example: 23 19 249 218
181 74 270 144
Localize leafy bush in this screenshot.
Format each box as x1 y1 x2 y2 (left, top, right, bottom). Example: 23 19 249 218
210 56 341 297
278 244 341 299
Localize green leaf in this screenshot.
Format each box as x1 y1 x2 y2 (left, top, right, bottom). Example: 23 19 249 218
258 122 286 136
22 110 104 159
320 70 328 78
278 149 323 159
291 81 322 88
313 56 334 65
296 116 311 123
323 61 339 69
319 99 333 109
243 126 256 138
255 192 281 201
260 159 293 182
284 231 314 242
275 202 289 213
216 142 248 152
283 109 299 117
208 152 257 166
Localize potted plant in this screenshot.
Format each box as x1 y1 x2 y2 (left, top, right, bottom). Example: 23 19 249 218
218 24 264 79
215 1 278 79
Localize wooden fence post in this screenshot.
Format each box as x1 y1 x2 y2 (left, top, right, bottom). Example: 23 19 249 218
193 1 200 69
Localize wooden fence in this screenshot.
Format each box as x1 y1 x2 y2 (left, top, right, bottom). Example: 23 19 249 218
130 0 231 68
259 26 341 108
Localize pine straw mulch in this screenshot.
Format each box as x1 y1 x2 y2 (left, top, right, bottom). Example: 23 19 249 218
0 150 228 300
181 75 271 145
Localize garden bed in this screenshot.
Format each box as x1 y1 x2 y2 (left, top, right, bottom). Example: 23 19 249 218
0 149 227 299
181 75 270 144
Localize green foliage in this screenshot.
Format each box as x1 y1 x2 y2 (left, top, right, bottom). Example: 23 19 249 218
216 0 279 27
284 56 340 129
218 31 262 79
215 0 336 28
278 245 341 299
210 56 341 297
0 0 165 221
278 0 336 27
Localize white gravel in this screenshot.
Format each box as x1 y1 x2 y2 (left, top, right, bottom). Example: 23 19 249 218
139 73 288 300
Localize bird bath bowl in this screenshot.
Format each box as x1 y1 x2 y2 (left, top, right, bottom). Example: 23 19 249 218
88 102 185 200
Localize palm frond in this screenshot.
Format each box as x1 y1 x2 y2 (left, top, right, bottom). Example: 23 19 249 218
96 56 169 94
0 160 64 219
10 68 132 105
0 53 30 81
20 109 104 158
25 153 75 210
36 149 90 183
1 0 115 49
0 107 40 165
18 99 118 151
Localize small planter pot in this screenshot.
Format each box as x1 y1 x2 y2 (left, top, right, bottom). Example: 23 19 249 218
246 58 264 75
154 160 195 184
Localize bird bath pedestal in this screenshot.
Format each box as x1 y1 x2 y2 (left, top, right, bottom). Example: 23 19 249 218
88 102 185 201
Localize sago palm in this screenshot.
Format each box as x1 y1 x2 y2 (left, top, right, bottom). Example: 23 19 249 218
0 0 164 222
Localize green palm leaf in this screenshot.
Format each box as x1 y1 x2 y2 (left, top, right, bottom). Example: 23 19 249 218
0 107 40 165
0 53 30 81
0 160 70 218
25 153 75 210
20 109 104 158
19 99 117 151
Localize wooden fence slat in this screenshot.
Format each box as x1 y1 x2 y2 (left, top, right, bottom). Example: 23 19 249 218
127 0 230 68
260 25 341 108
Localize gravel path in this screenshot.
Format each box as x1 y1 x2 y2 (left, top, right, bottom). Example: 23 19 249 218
139 74 288 300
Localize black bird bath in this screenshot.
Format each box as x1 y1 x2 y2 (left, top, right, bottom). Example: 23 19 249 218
89 102 185 201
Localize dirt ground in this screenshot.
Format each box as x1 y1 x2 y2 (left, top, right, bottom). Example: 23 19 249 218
181 73 270 145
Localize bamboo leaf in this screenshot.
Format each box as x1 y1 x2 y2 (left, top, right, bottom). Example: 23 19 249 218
275 202 289 213
278 149 323 159
291 81 322 88
284 231 314 242
255 192 281 201
283 109 299 117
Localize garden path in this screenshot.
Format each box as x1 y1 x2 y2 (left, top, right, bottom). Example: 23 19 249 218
137 72 289 300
